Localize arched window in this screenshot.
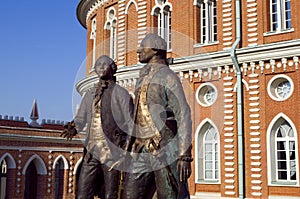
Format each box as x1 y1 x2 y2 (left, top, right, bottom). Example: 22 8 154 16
151 0 172 50
269 0 292 32
268 115 299 185
54 158 65 199
195 120 220 183
104 8 117 60
125 1 138 66
24 162 37 199
0 160 7 199
195 0 217 44
276 121 296 181
90 17 97 68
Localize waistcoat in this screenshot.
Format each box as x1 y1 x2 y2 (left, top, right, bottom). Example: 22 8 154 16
87 98 113 164
135 67 162 154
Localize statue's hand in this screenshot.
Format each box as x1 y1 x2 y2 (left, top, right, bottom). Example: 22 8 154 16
60 121 77 141
177 157 192 182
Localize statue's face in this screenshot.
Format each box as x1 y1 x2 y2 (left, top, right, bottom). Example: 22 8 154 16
137 38 156 63
95 58 113 80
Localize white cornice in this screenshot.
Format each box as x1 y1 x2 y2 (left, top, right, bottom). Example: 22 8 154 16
76 74 98 95
76 40 300 90
0 145 83 153
0 133 84 144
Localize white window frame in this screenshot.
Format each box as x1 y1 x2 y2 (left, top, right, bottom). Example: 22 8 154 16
267 74 294 102
195 119 220 184
151 0 172 50
275 122 296 182
195 0 217 44
104 8 117 60
195 83 217 107
90 18 97 68
267 113 299 186
270 0 292 32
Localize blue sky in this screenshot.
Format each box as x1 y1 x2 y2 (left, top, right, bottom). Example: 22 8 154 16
0 1 87 123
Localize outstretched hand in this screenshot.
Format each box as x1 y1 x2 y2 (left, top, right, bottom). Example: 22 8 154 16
177 160 191 182
60 121 78 141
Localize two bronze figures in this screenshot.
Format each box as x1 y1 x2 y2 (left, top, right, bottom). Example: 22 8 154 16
61 33 193 199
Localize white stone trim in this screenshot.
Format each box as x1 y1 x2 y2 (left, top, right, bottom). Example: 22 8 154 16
22 154 47 175
266 113 299 186
52 155 69 170
267 74 294 102
0 153 16 169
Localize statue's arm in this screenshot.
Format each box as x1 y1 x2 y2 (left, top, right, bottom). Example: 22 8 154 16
165 72 193 182
61 91 90 141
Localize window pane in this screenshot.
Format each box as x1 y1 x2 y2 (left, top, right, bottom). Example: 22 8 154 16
291 171 297 180
205 170 212 179
277 151 286 160
205 143 212 151
205 161 212 168
288 129 294 138
215 161 219 169
215 170 219 179
289 151 295 160
278 171 287 180
285 0 291 9
277 141 286 150
277 129 285 137
272 4 277 13
276 81 291 98
278 161 287 169
206 152 213 160
289 141 295 150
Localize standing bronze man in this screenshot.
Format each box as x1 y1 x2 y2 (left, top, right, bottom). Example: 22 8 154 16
61 55 133 199
123 33 193 199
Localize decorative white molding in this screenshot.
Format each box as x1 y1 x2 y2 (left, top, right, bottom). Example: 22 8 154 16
0 153 16 169
52 155 69 169
22 154 47 175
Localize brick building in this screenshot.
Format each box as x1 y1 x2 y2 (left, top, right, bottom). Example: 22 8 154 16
76 0 300 198
0 100 83 199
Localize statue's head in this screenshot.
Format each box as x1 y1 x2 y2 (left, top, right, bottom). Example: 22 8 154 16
138 33 167 63
94 55 117 81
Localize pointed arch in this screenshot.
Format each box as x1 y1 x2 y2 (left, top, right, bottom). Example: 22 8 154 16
195 118 220 183
53 155 69 170
267 113 299 186
0 153 16 169
73 157 83 175
22 154 47 175
125 0 138 14
151 0 172 50
151 1 173 15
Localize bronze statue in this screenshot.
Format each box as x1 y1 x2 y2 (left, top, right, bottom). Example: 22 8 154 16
122 34 193 199
61 55 133 199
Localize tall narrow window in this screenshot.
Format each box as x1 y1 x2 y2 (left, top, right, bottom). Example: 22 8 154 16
270 0 292 32
204 126 219 180
24 162 37 199
268 116 299 186
276 121 296 181
54 159 65 199
0 160 7 199
105 8 117 60
90 18 97 68
197 0 217 44
196 121 220 183
152 0 172 50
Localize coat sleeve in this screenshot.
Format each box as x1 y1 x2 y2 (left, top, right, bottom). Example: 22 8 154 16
113 85 134 150
164 71 192 157
74 90 92 132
